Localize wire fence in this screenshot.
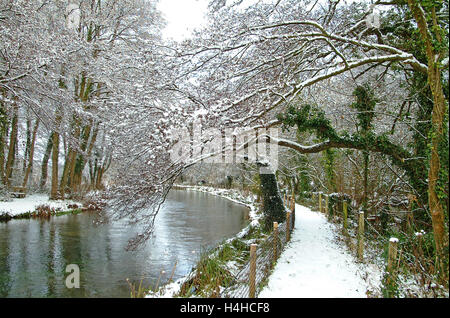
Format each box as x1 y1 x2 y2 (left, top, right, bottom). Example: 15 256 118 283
220 197 295 298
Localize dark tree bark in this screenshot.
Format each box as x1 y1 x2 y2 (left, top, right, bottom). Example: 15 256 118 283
5 100 18 188
50 106 62 200
50 130 60 200
22 119 39 188
259 164 285 231
40 132 53 191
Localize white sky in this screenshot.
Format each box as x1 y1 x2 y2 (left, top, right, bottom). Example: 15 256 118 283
157 0 371 41
157 0 210 41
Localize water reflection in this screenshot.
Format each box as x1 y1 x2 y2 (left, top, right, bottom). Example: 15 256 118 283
0 190 249 297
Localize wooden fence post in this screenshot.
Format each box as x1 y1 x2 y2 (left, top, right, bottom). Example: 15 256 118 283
417 232 424 258
249 244 257 298
385 237 399 297
290 196 295 228
325 195 329 219
286 211 291 242
273 222 278 263
357 211 364 261
407 194 416 234
343 201 348 233
319 193 322 213
387 238 398 274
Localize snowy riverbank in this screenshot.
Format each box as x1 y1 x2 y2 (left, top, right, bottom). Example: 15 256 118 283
0 194 83 219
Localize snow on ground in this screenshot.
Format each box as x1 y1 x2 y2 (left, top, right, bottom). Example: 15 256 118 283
0 194 81 217
259 204 379 298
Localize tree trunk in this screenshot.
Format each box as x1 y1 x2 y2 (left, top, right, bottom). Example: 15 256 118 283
362 150 369 217
408 0 449 283
40 132 53 191
95 166 104 190
71 123 97 192
426 67 448 282
0 89 7 184
0 133 5 184
60 120 81 198
0 120 6 185
50 131 60 199
22 119 39 188
259 164 285 231
50 108 62 200
23 117 31 173
5 100 18 188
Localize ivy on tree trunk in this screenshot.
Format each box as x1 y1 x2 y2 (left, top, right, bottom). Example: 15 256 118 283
259 164 285 231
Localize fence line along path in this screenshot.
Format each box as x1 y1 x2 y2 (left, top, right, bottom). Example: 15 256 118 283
258 204 369 298
221 196 295 298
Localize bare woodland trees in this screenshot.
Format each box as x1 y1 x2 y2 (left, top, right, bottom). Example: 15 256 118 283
1 0 165 197
1 1 73 194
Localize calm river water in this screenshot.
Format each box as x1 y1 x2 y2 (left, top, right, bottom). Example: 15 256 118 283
0 190 249 297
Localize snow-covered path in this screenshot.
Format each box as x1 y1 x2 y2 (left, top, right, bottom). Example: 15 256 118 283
259 204 369 298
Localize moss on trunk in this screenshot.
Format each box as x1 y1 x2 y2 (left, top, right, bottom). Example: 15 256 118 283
259 167 285 231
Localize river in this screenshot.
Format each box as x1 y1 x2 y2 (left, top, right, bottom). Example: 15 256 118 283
0 189 249 297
